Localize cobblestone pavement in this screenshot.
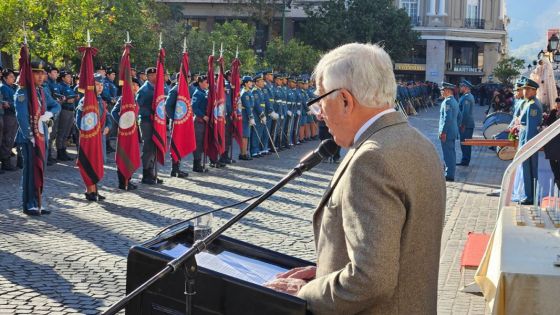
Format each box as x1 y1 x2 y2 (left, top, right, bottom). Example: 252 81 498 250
0 103 505 314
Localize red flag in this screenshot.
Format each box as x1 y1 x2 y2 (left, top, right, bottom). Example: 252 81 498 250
17 44 46 198
170 51 196 162
204 54 219 161
76 46 104 186
230 58 243 147
213 57 226 155
152 48 167 165
115 44 141 179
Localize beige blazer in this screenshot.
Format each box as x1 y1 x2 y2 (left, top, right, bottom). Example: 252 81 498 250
298 112 446 315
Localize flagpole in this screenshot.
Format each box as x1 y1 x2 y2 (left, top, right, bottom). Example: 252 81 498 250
203 44 215 171
155 33 162 182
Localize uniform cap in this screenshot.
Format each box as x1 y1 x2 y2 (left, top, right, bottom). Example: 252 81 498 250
31 60 47 72
242 75 253 84
440 82 455 90
94 73 104 83
523 78 539 89
145 67 157 75
459 79 473 89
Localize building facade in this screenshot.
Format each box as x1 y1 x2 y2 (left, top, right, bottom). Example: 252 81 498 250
394 0 508 84
159 0 508 84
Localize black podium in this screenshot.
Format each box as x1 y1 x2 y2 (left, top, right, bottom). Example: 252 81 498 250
125 225 312 315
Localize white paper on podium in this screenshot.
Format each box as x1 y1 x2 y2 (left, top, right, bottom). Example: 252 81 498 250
160 244 288 286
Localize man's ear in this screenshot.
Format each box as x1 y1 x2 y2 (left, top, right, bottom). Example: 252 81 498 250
341 89 354 113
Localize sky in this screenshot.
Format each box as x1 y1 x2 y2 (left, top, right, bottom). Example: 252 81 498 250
507 0 560 64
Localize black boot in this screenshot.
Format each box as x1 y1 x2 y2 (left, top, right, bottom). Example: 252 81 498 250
193 159 205 173
141 169 156 185
85 192 98 201
57 149 73 162
171 162 188 178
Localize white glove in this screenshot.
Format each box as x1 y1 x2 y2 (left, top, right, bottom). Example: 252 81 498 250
297 110 301 116
249 118 256 126
287 110 293 117
30 137 36 147
270 112 279 120
281 115 285 120
39 111 53 123
260 116 267 124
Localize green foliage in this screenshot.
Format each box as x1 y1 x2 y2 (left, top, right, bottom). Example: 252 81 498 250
264 37 322 74
300 0 420 61
493 56 526 86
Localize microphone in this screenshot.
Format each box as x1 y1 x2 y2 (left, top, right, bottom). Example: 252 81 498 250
102 139 337 315
295 139 338 173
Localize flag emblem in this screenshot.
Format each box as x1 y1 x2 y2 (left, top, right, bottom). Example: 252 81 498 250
119 111 136 129
81 112 98 131
175 100 187 120
156 100 166 120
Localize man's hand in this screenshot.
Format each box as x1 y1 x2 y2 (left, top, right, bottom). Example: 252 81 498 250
260 116 267 124
264 278 307 295
203 116 209 122
276 266 316 281
296 110 301 116
103 127 110 135
2 102 9 109
249 118 256 126
439 132 447 142
287 110 293 117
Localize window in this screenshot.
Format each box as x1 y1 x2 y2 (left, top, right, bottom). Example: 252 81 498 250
401 0 419 17
467 0 480 19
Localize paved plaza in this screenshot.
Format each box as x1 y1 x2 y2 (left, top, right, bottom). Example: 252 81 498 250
0 103 509 314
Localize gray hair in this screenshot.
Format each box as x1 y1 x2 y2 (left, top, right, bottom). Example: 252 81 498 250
312 43 396 109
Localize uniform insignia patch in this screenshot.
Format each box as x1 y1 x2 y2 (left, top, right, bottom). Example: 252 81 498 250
18 95 26 102
530 109 537 117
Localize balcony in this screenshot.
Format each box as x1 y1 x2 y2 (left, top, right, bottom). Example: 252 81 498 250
464 18 485 29
409 15 422 27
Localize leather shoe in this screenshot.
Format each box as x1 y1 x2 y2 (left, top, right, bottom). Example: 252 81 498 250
520 199 533 205
156 178 164 184
456 162 469 166
445 177 455 182
97 192 106 201
85 192 98 201
40 208 51 215
23 208 41 216
127 182 138 191
142 176 156 185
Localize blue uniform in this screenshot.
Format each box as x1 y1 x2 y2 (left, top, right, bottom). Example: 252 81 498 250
458 92 475 165
76 95 112 163
191 86 208 161
261 83 274 153
102 78 118 105
240 88 254 138
251 87 266 156
14 86 60 211
46 78 62 99
518 96 543 203
136 81 155 123
439 96 459 180
285 88 296 146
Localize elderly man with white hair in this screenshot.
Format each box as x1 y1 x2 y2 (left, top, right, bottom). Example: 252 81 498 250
265 43 446 315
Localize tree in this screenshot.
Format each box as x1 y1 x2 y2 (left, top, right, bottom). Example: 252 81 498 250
299 0 420 61
264 37 321 74
493 56 526 86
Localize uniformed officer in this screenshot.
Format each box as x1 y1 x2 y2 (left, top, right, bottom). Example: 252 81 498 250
518 78 543 204
15 60 61 215
284 76 297 148
44 67 62 165
273 73 286 150
439 82 460 182
165 81 189 178
221 70 235 164
76 73 112 201
53 70 78 162
239 76 255 160
250 73 267 158
298 77 310 142
191 75 210 172
306 78 318 140
457 80 475 166
112 77 141 190
260 70 278 155
0 68 18 171
136 67 164 184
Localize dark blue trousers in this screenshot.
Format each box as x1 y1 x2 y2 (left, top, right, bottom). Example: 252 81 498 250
522 153 539 203
459 127 474 164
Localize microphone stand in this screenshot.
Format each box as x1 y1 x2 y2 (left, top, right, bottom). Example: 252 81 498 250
102 158 317 315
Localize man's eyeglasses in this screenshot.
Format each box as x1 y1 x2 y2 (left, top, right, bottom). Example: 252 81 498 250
306 88 340 115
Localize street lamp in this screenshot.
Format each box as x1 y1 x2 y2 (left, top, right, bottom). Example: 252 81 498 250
549 34 559 51
554 50 560 63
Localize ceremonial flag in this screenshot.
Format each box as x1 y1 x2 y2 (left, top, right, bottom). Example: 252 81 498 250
77 46 104 186
170 51 196 162
17 44 46 196
116 43 141 179
152 48 167 165
213 56 226 155
230 57 243 147
204 54 219 161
